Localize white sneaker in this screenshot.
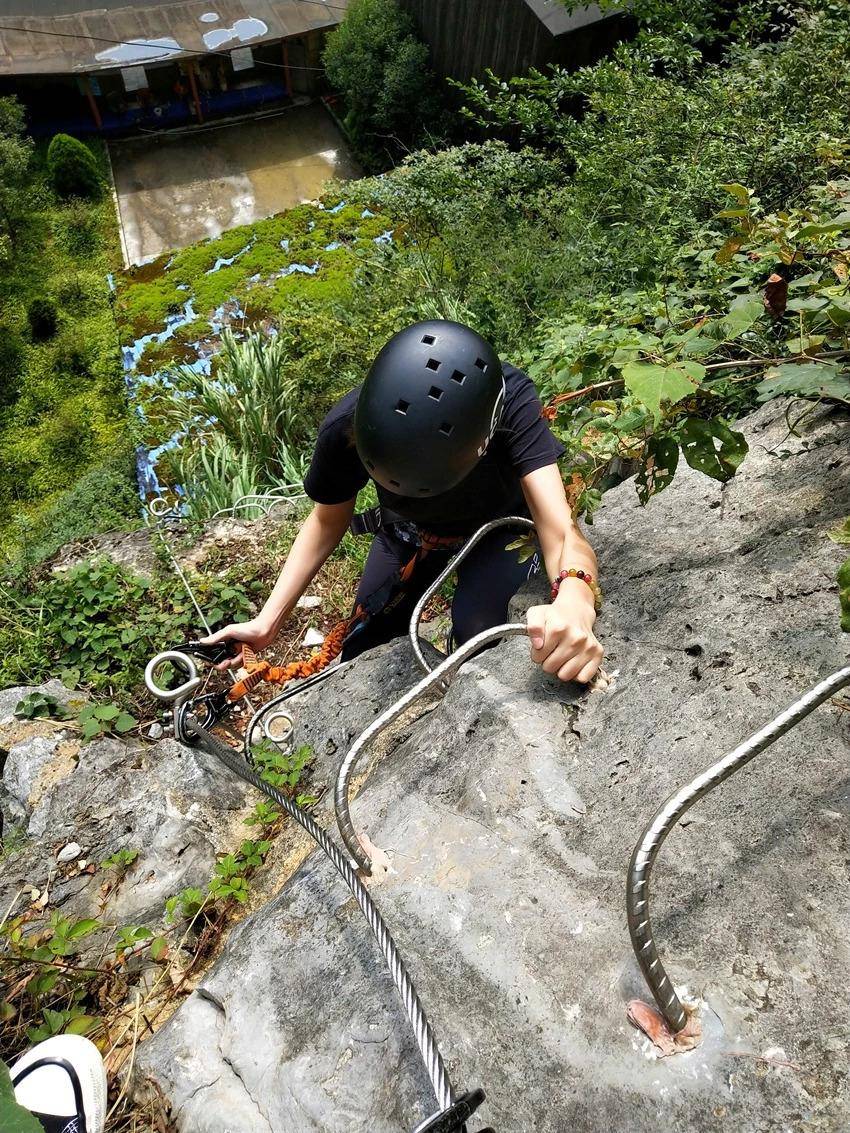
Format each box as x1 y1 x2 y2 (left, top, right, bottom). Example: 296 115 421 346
10 1034 107 1133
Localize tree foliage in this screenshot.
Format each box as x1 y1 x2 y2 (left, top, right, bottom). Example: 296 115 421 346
323 0 446 166
0 97 33 252
46 133 103 200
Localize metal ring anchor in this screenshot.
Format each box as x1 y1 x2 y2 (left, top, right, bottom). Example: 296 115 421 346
336 622 529 874
144 650 202 702
627 661 850 1033
408 516 536 676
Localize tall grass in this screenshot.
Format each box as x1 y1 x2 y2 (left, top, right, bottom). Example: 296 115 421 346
165 330 311 518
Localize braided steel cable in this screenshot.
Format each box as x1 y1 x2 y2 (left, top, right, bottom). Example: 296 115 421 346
180 714 455 1115
408 517 536 676
627 661 850 1033
335 623 529 874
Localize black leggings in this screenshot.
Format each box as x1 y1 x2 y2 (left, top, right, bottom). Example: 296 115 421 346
341 524 537 662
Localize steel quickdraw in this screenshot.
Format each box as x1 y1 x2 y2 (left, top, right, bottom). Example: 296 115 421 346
144 650 493 1133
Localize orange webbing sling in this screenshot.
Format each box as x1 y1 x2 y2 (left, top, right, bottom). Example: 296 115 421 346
225 529 464 704
227 618 352 703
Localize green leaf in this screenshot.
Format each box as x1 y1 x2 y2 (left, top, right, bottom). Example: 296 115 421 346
636 436 679 504
65 1014 99 1036
114 712 137 734
150 936 168 961
0 1061 45 1133
839 556 850 633
43 1007 67 1035
622 360 703 424
679 418 748 482
96 703 120 721
755 362 850 403
66 918 100 941
717 295 762 341
720 183 751 204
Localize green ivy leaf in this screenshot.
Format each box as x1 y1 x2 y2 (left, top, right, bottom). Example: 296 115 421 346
756 362 850 403
679 418 748 482
96 704 120 721
622 360 704 424
636 436 679 504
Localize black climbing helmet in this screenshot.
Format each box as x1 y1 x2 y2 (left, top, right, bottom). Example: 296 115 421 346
354 320 505 497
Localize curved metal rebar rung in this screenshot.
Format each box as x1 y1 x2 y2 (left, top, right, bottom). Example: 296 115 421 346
336 622 530 873
627 662 850 1033
409 516 536 676
182 715 454 1116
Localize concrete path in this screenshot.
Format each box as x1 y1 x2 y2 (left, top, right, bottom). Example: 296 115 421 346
109 103 361 264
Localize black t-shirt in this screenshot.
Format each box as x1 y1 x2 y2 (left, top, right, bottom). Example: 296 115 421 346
304 362 564 536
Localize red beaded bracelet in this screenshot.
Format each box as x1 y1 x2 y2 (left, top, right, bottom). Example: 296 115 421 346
551 568 603 611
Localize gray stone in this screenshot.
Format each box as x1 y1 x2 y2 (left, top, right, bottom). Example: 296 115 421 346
0 725 256 945
127 399 846 1131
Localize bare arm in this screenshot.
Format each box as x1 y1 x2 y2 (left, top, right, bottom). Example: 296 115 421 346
202 498 355 666
520 463 604 683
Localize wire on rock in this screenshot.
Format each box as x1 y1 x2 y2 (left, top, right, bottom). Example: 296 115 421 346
179 712 456 1118
627 661 850 1032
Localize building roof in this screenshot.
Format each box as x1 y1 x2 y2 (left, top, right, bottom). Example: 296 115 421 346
0 0 347 75
522 0 612 37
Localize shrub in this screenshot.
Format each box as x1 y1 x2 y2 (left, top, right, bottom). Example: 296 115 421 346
27 296 58 340
323 0 446 164
0 323 24 408
46 134 102 200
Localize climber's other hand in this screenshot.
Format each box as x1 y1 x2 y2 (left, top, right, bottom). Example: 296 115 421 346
526 599 603 684
200 618 277 671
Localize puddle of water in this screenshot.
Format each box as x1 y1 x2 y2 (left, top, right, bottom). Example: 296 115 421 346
96 37 181 65
203 17 268 50
205 240 253 274
200 11 220 22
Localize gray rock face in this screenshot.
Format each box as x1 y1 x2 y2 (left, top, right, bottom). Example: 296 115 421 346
135 400 849 1132
0 695 255 939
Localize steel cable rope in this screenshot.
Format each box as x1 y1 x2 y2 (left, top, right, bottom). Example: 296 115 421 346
144 654 492 1131
627 661 850 1033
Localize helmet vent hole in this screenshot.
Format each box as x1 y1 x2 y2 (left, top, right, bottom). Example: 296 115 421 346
450 369 465 384
366 460 375 470
389 478 400 488
418 487 431 494
428 386 443 401
421 334 436 345
426 357 441 371
395 399 410 414
474 357 488 372
438 422 454 437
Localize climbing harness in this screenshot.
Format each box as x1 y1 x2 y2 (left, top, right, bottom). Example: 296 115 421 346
627 661 850 1034
144 650 493 1133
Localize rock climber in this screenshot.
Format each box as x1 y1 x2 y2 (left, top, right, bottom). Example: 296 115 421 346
202 320 604 684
